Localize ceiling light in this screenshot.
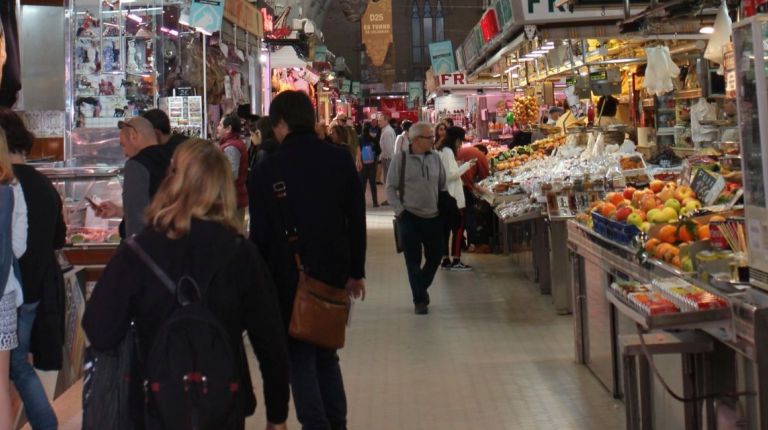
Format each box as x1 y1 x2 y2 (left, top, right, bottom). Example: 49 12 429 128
492 73 501 78
259 54 268 63
525 52 544 58
699 26 715 34
126 13 143 23
511 73 519 78
532 49 548 54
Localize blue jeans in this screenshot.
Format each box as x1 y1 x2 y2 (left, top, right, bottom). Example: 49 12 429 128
289 339 347 430
399 211 444 304
11 302 58 430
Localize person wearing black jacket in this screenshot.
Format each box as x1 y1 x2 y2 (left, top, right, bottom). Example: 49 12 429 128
83 139 290 430
358 122 380 207
249 90 366 430
1 108 63 430
140 108 188 157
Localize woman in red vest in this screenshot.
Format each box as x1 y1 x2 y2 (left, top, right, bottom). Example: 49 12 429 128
217 113 249 232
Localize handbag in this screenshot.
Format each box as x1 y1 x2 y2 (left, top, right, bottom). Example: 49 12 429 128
271 171 350 350
393 151 406 253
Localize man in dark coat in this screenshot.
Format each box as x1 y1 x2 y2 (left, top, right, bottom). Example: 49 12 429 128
249 90 366 430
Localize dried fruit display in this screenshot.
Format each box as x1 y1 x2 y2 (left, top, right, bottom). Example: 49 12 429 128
512 96 539 126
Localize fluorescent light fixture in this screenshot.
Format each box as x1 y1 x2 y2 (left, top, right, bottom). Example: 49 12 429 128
127 14 143 23
323 86 330 91
492 73 501 78
542 45 555 51
511 73 519 78
699 26 715 34
259 54 269 63
544 41 555 47
525 52 544 58
196 27 212 36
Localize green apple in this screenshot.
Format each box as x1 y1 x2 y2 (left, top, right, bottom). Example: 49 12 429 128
664 198 682 213
647 208 661 223
685 199 702 212
627 212 644 228
640 222 651 233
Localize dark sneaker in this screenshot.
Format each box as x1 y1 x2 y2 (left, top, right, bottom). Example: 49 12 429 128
425 292 430 306
441 258 452 270
414 303 429 315
450 261 473 272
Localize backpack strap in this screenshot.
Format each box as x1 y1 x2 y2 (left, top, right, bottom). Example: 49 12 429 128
269 158 304 272
125 237 176 295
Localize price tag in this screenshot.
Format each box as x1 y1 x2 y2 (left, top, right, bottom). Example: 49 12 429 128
690 168 726 206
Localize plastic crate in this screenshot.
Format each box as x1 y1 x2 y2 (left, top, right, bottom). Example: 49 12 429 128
591 212 641 245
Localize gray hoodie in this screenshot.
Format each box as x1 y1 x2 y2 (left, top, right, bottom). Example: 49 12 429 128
385 149 446 219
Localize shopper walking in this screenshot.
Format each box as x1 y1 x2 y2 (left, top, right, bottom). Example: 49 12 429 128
93 116 165 238
217 113 249 232
385 122 446 315
359 122 380 207
1 109 64 430
250 117 280 171
83 139 290 430
394 120 412 154
0 127 26 430
379 118 397 202
436 127 474 271
334 114 361 171
249 90 366 430
434 122 448 149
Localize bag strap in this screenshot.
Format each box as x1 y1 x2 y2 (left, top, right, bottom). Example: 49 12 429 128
125 237 176 295
270 160 304 272
397 150 406 203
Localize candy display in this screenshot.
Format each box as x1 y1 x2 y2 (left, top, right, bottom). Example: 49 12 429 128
627 292 679 315
512 96 539 126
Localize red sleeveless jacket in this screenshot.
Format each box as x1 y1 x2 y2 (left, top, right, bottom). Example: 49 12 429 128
220 134 249 208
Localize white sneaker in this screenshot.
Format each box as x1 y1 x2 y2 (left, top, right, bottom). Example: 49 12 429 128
449 261 473 272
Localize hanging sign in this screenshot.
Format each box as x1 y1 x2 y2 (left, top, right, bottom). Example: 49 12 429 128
494 0 514 28
361 0 393 67
190 0 225 33
407 81 424 109
520 0 643 24
428 41 457 75
480 9 500 42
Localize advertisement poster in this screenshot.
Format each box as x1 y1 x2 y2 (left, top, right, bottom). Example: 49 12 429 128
361 0 395 85
428 41 456 75
190 0 225 34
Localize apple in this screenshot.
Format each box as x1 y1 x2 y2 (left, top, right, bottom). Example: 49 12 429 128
641 222 652 233
636 210 647 221
681 257 694 272
674 185 696 202
658 184 677 203
617 199 632 208
606 192 625 206
632 189 652 205
647 208 661 223
627 212 644 227
684 199 702 212
664 198 682 213
616 206 634 222
657 207 679 223
650 180 665 193
623 187 637 200
640 194 658 212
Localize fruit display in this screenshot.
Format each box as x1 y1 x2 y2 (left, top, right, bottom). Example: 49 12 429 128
628 292 679 315
496 199 543 221
531 135 566 153
491 145 548 172
512 95 539 126
67 227 120 245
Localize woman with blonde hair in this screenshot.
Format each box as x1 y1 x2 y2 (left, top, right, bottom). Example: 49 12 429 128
0 128 28 430
83 139 290 430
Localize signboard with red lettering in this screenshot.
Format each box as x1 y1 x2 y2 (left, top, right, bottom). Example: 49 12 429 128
480 9 500 42
437 73 468 88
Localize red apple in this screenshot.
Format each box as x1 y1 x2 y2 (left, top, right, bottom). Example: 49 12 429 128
640 194 657 212
623 187 637 200
615 206 633 222
606 192 625 206
650 180 665 193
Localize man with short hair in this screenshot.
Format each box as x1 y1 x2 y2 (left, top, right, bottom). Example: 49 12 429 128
249 90 366 430
379 117 397 205
95 116 170 237
141 108 188 151
547 106 563 125
386 122 446 315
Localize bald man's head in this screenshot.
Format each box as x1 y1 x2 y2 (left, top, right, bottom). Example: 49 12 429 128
118 116 159 157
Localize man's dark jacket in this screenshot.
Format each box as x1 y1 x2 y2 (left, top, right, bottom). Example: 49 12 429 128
248 131 366 325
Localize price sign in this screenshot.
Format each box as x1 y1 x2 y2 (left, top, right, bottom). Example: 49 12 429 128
590 70 608 82
690 168 726 206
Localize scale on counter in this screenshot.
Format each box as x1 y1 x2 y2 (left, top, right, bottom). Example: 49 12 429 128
565 75 592 99
589 69 621 96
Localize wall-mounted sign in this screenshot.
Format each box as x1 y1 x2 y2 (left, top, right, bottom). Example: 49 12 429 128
190 0 225 34
408 82 424 109
437 73 468 88
428 41 457 75
494 0 514 28
519 0 645 24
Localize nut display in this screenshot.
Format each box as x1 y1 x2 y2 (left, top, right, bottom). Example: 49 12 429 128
512 96 539 126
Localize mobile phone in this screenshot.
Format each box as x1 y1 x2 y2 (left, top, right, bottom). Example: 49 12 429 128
84 196 99 210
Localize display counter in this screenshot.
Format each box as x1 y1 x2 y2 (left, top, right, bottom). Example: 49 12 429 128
567 220 768 429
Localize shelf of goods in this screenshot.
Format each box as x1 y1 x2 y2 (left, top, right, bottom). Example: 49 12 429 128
567 220 768 429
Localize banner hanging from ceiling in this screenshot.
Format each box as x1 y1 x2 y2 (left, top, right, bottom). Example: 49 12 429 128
190 0 225 34
428 41 456 75
361 0 395 86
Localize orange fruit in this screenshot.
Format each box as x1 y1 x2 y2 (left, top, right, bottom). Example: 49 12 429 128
645 238 661 253
658 224 678 244
697 225 710 240
672 256 682 268
709 215 726 223
654 243 672 259
600 203 617 217
663 246 680 262
678 224 695 243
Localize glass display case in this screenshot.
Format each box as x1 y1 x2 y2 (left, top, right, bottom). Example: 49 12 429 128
733 15 768 292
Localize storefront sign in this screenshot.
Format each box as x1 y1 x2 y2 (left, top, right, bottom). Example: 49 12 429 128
519 0 643 24
494 0 514 28
428 41 457 74
190 0 225 33
480 9 500 42
437 72 468 88
361 0 393 67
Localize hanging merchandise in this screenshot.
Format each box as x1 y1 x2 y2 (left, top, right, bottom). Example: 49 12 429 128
690 98 718 146
0 20 5 86
704 1 733 70
643 46 680 97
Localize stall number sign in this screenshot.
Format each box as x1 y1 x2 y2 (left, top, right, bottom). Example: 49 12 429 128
690 168 726 206
190 0 224 33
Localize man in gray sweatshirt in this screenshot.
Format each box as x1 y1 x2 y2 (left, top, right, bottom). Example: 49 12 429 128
386 122 446 315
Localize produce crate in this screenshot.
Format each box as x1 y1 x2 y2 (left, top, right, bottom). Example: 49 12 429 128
591 212 641 245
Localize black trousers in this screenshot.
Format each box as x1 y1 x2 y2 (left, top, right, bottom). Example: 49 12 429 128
359 162 378 206
399 211 443 304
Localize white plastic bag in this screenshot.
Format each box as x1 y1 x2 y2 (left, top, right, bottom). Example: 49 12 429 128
704 1 732 66
643 46 680 96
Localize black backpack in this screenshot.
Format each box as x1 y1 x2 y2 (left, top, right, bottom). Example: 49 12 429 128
125 238 242 430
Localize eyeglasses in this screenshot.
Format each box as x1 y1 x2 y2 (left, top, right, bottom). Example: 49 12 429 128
417 135 434 140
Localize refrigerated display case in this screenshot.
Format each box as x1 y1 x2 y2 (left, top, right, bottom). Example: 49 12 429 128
733 15 768 292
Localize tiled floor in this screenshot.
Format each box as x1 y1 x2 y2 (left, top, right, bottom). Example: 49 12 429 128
48 211 626 429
